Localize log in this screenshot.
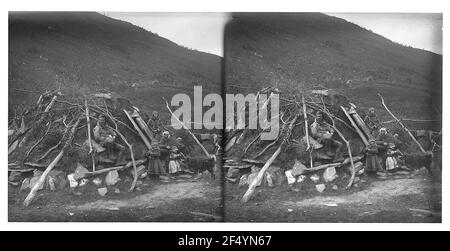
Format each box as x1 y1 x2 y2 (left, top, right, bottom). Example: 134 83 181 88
85 99 95 171
123 109 152 150
302 95 313 168
349 108 373 140
131 109 156 143
341 106 369 146
242 114 299 203
163 97 211 158
241 146 282 203
378 94 426 153
24 116 81 207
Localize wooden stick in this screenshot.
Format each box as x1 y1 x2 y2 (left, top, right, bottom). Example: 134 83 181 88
123 109 152 150
104 103 139 191
242 114 299 203
302 95 314 168
341 106 369 146
378 94 426 153
163 97 210 158
19 95 58 148
131 109 156 143
244 134 260 153
85 99 95 172
321 101 357 188
24 116 81 207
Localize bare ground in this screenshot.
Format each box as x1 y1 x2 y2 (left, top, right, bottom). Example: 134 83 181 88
9 170 441 223
8 177 223 222
224 171 441 223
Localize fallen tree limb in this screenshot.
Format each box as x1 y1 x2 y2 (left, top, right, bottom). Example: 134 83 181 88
378 93 426 153
302 95 313 168
242 114 300 203
24 116 82 207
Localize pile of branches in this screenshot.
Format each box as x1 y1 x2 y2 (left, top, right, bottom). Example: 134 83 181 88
8 89 150 206
222 87 367 203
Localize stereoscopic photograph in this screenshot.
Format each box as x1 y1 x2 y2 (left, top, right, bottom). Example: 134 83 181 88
8 11 442 223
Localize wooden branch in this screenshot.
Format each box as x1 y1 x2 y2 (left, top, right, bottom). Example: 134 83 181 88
244 134 260 153
382 118 441 124
85 99 95 172
163 97 210 158
25 122 51 157
104 103 139 192
253 138 279 159
123 109 152 150
302 95 313 168
24 116 82 207
19 94 58 149
341 106 369 146
322 101 357 189
131 109 156 143
242 114 300 203
378 93 426 153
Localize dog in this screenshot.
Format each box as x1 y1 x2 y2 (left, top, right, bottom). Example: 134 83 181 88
184 155 216 179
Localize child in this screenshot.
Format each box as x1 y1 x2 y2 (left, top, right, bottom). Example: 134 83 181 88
365 139 382 176
145 143 166 179
386 143 402 171
168 146 183 177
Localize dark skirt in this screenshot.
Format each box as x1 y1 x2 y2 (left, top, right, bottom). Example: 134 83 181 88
366 154 382 172
147 157 166 175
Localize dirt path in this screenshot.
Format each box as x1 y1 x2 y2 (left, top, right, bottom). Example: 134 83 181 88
224 174 441 222
9 178 223 222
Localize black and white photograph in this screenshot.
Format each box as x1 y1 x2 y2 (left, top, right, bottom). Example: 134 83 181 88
3 0 447 230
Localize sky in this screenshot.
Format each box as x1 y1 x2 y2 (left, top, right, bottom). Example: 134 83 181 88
327 13 443 54
105 12 230 56
106 12 443 56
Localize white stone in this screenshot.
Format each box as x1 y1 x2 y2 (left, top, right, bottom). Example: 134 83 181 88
67 174 78 188
285 170 296 185
98 187 108 196
323 167 337 182
105 170 120 186
315 184 326 193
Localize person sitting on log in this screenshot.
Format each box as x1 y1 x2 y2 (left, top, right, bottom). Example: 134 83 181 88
147 111 165 139
364 107 382 137
310 111 344 162
93 114 125 164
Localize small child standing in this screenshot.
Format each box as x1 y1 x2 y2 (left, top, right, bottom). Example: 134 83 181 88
365 139 382 176
386 143 402 171
168 146 183 177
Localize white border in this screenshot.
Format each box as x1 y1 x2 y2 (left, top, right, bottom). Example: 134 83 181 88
1 0 448 231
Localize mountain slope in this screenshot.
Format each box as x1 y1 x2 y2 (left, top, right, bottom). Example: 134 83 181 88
9 12 222 112
224 13 442 128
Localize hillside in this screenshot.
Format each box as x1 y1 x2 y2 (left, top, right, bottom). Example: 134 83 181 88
9 12 222 115
224 13 442 129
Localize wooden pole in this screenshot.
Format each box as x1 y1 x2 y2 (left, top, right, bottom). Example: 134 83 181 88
341 106 369 146
378 93 426 153
131 109 156 143
123 109 152 150
241 114 300 203
85 99 95 171
302 95 314 168
163 97 210 158
24 116 82 207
